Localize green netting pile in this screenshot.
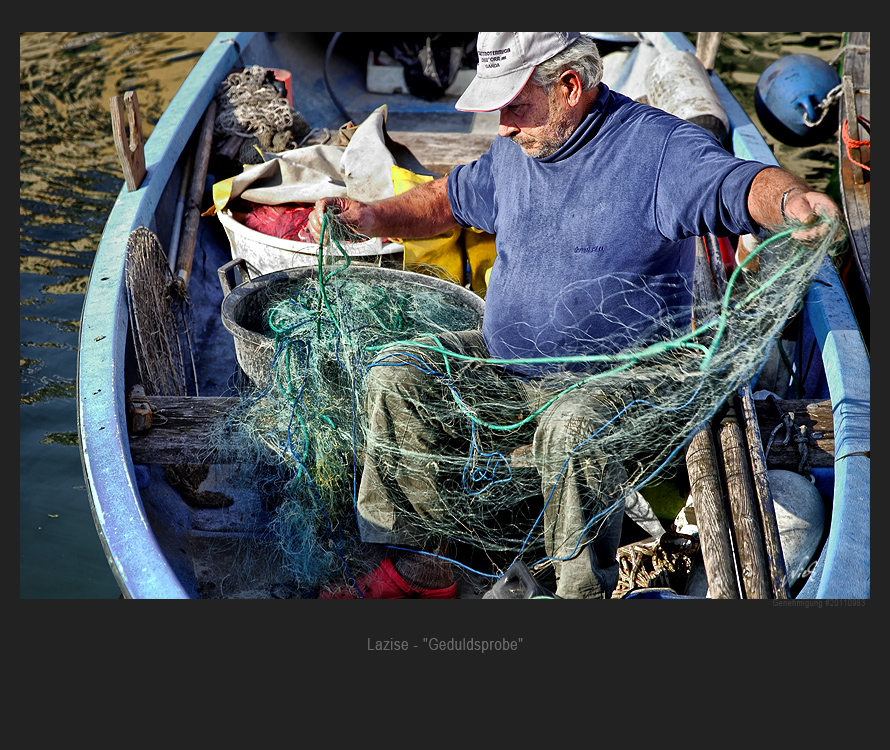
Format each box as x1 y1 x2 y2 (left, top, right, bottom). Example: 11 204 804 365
214 210 843 592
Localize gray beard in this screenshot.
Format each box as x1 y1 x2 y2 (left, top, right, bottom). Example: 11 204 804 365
510 101 578 159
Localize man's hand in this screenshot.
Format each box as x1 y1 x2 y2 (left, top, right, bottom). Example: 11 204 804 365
782 188 845 245
307 197 371 244
308 177 459 244
748 168 845 245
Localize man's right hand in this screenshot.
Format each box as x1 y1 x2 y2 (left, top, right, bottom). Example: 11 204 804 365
308 197 368 244
308 176 458 244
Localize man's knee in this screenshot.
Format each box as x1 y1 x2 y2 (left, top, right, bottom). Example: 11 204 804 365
534 389 611 457
365 346 435 393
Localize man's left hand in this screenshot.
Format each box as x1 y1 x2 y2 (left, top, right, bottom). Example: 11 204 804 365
784 189 845 245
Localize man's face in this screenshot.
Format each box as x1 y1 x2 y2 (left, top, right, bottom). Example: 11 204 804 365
497 76 579 159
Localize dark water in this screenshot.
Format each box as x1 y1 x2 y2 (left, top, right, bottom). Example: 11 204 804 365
19 31 845 598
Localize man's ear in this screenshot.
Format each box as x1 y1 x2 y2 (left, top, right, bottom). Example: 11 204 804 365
559 69 584 107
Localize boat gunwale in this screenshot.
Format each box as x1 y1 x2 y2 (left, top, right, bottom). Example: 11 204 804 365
836 30 870 303
77 32 257 599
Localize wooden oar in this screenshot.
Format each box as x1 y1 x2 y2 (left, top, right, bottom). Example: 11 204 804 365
719 401 771 598
175 98 217 291
687 236 742 597
688 234 790 598
167 147 194 272
739 382 790 598
702 235 789 598
686 423 741 598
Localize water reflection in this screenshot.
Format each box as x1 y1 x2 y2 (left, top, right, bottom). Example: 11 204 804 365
20 31 217 598
20 31 218 399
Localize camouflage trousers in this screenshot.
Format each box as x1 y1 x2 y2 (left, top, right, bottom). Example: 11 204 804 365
356 329 634 599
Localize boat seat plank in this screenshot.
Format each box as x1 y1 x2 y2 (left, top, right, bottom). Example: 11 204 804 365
128 395 240 465
387 131 496 175
129 395 834 471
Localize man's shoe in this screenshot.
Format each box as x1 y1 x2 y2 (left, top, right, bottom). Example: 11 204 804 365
318 557 457 599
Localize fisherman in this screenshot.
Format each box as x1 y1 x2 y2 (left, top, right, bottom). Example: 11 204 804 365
308 32 842 599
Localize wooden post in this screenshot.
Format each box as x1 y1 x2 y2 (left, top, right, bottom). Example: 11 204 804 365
167 148 195 272
740 384 790 598
175 98 217 290
688 235 740 598
842 75 864 187
718 401 771 598
695 32 724 72
685 426 740 598
110 90 147 191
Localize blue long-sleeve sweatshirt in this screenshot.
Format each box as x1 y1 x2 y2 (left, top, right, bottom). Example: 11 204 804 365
446 84 769 377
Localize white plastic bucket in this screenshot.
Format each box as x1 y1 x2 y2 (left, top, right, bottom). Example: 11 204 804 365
217 208 403 277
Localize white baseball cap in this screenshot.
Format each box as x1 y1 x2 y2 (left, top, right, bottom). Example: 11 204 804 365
455 32 581 112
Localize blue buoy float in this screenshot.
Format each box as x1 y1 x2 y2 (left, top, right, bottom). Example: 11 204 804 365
755 54 841 146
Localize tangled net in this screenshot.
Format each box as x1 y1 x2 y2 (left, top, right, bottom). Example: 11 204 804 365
215 211 843 591
214 65 310 154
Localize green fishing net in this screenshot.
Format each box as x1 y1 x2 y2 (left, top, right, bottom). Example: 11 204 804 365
214 210 843 592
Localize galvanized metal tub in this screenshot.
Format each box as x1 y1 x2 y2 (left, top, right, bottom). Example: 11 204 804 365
218 258 485 388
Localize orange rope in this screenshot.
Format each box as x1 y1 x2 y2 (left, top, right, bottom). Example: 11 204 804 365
842 116 870 171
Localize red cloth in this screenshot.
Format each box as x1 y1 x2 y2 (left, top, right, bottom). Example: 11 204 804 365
318 557 457 599
242 202 313 242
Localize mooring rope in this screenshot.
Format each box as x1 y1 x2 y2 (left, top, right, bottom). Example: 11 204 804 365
842 115 870 171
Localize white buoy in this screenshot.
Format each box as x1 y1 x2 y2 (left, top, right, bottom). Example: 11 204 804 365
767 469 825 586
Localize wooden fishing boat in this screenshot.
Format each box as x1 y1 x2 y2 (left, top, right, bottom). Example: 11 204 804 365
837 31 869 328
78 32 869 599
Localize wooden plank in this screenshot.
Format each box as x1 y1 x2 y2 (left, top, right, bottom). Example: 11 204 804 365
688 236 741 597
695 32 723 71
838 31 870 299
129 393 833 475
741 385 789 598
842 76 864 186
387 131 497 175
719 406 770 598
685 426 741 598
174 98 217 290
754 397 834 470
687 235 822 598
128 395 240 465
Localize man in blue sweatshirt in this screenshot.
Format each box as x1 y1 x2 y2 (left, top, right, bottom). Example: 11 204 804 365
310 32 841 599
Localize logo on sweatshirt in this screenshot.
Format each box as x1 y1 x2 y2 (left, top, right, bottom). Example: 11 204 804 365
573 245 605 254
